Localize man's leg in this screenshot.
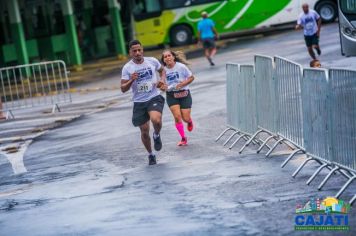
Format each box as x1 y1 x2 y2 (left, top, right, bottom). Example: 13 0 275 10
139 121 152 153
204 48 210 59
139 121 157 165
307 46 316 60
149 110 163 151
305 36 316 60
313 44 321 55
148 95 165 151
206 48 215 66
149 110 162 136
210 47 217 58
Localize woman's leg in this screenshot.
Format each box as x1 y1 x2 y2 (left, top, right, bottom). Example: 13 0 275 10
170 105 185 138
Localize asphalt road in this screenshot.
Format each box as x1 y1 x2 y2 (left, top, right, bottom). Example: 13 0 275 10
0 22 355 236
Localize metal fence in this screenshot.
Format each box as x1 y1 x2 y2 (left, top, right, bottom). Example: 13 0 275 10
226 63 239 130
328 69 356 200
0 60 71 118
239 65 257 136
254 55 278 133
216 64 258 148
238 55 278 154
217 55 356 205
302 69 330 161
275 56 304 149
329 69 356 171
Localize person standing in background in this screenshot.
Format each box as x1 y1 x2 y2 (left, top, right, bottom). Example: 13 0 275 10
197 11 219 66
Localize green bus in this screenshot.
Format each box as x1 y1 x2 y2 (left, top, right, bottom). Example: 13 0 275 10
129 0 338 46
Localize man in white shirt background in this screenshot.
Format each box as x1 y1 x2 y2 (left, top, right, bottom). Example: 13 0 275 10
296 3 322 60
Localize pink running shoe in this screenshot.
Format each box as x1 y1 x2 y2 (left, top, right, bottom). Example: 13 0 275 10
187 120 194 132
177 137 188 146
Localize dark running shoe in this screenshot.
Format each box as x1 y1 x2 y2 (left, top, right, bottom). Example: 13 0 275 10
316 47 321 55
153 133 162 151
207 57 215 66
148 154 157 165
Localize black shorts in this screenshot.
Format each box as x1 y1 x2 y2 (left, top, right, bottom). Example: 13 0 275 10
132 95 165 127
304 34 319 47
202 38 216 49
166 90 192 109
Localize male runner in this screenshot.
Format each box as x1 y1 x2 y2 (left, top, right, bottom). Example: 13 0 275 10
121 40 165 165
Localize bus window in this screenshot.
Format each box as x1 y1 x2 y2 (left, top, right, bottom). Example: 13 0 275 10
162 0 221 9
163 0 192 9
338 0 356 56
340 0 356 13
133 0 162 21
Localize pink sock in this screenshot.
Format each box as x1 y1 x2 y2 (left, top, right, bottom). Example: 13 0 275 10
175 122 185 138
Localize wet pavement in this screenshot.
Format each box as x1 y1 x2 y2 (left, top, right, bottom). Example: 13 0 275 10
0 23 355 235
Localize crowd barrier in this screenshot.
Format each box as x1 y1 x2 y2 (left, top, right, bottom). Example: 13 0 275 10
217 55 356 205
0 60 71 119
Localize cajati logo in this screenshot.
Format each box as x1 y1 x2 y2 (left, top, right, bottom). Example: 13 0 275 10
295 197 351 231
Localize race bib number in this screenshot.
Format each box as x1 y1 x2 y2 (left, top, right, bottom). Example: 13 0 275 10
137 82 153 93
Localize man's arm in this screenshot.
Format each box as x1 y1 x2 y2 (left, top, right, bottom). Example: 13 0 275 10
157 66 165 78
156 66 167 91
295 24 302 30
317 17 321 37
295 17 302 30
121 73 137 93
212 27 219 39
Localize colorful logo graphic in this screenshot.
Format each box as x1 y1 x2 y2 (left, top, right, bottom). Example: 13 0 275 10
295 197 351 231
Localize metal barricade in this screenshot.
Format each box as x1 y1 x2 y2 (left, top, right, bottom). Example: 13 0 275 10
328 69 356 200
290 69 332 181
239 55 277 154
302 69 330 162
227 63 239 131
329 69 356 170
227 64 258 149
270 56 305 160
0 60 71 118
216 64 259 148
255 55 278 133
239 65 257 136
216 63 240 143
218 55 356 205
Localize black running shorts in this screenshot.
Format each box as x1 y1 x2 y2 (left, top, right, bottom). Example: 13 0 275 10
304 34 319 47
166 90 192 109
202 38 216 49
132 95 165 127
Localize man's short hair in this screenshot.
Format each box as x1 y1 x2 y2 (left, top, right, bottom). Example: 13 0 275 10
201 11 208 17
129 40 142 49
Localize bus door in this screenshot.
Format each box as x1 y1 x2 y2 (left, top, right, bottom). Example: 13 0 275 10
132 0 165 46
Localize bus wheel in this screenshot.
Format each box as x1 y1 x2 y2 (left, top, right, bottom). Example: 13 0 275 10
170 25 193 46
316 0 337 23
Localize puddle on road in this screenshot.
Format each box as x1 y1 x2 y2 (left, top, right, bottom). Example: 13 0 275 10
1 140 32 174
0 198 48 212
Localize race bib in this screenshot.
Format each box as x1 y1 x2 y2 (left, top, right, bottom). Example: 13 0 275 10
173 90 189 98
137 82 153 93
